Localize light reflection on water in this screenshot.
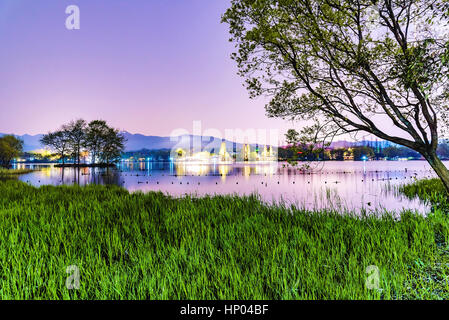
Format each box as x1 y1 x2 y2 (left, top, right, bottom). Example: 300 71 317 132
11 160 445 214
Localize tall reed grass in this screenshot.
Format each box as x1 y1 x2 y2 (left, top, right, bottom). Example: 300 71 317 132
0 180 448 299
400 178 449 213
0 168 34 176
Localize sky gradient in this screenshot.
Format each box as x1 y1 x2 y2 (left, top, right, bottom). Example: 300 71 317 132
0 0 294 143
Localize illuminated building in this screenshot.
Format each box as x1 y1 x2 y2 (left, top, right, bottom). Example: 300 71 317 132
218 141 232 162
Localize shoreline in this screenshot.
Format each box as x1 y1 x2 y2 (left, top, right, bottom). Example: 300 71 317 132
53 164 116 168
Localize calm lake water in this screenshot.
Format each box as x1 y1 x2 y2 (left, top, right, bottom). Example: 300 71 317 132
12 160 446 214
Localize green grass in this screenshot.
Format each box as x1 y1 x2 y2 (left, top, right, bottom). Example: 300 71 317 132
0 168 34 176
0 179 449 299
400 178 449 213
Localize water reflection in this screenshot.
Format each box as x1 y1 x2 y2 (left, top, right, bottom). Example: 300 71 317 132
11 161 446 214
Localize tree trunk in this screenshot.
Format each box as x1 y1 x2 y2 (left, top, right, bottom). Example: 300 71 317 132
426 152 449 194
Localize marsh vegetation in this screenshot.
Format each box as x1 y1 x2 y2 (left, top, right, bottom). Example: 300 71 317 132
0 179 448 299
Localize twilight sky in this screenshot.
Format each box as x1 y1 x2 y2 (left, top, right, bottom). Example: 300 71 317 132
0 0 295 142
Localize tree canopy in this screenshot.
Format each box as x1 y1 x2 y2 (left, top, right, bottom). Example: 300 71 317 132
40 119 125 166
223 0 449 191
40 130 71 165
0 135 23 168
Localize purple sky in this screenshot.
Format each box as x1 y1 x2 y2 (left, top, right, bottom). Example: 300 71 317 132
0 0 294 142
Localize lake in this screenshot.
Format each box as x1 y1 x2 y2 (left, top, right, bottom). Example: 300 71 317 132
12 160 445 214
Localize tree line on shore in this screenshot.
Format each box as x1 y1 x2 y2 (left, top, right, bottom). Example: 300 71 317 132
0 135 23 168
40 119 126 166
278 144 449 162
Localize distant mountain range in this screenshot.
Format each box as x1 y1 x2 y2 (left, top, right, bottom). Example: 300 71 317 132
121 132 248 153
0 133 45 152
0 131 397 152
0 132 249 153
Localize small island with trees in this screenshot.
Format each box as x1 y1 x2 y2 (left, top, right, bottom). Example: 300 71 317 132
40 119 126 168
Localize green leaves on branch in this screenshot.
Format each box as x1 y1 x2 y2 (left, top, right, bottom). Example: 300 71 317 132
223 0 449 184
0 135 23 168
